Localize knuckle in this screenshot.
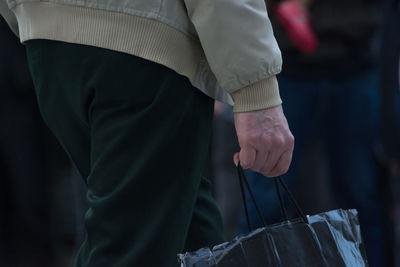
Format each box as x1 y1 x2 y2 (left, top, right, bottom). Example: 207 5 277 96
270 170 283 177
288 133 295 144
276 136 286 148
249 133 260 143
289 136 295 147
241 159 249 168
241 158 253 169
252 166 262 172
261 171 271 178
281 165 290 174
280 164 290 175
250 161 259 170
261 167 272 176
261 134 272 144
243 134 258 145
269 165 289 177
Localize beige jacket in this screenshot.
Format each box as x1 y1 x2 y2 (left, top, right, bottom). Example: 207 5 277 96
0 0 283 112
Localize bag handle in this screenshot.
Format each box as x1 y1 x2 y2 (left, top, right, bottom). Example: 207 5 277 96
237 163 266 232
237 163 308 232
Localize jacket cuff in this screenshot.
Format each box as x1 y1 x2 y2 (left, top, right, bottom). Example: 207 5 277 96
231 75 282 112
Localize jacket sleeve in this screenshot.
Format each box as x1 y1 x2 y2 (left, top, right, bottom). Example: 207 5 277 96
184 0 283 112
0 0 19 36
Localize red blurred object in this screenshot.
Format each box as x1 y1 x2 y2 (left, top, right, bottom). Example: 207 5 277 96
275 0 319 54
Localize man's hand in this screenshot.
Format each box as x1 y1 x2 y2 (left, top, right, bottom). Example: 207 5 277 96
233 105 294 177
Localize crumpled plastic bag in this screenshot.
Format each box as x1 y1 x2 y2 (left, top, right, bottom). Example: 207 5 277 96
178 209 368 267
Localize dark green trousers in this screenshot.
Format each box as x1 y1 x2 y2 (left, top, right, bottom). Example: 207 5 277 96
26 40 225 267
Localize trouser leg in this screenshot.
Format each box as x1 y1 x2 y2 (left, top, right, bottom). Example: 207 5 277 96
26 40 224 267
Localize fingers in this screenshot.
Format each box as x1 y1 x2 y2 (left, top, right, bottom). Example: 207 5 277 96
236 136 292 177
233 148 265 170
259 150 280 175
252 149 269 172
236 148 292 177
239 147 256 169
267 150 293 177
258 134 290 175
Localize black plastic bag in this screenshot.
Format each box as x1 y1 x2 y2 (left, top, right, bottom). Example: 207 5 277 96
178 166 369 267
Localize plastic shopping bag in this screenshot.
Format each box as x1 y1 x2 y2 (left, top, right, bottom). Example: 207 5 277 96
178 166 368 267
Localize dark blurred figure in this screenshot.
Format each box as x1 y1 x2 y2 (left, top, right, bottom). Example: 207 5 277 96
380 0 400 163
379 0 400 265
0 17 54 265
243 1 385 266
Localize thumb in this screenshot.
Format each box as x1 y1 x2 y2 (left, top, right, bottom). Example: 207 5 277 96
233 152 240 166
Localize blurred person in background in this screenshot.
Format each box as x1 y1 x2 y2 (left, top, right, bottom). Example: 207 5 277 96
380 0 400 179
242 0 385 266
379 0 400 264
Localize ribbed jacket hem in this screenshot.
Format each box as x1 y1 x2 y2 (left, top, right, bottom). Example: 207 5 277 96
13 2 282 111
14 2 204 83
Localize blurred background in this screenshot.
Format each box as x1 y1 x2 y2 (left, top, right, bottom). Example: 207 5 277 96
0 0 399 266
209 1 400 267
